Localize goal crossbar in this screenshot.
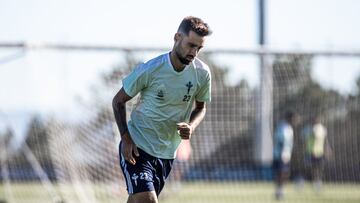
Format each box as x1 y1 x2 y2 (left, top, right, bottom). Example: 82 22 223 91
1 42 360 57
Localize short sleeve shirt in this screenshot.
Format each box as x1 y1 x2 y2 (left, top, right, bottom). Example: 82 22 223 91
273 121 294 161
122 53 211 159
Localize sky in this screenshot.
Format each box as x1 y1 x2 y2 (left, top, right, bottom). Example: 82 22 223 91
1 0 360 138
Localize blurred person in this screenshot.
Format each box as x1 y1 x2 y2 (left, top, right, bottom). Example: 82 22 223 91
303 115 331 193
273 110 301 200
112 16 212 203
170 139 192 191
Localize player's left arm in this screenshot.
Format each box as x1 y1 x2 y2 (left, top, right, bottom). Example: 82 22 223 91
177 101 206 140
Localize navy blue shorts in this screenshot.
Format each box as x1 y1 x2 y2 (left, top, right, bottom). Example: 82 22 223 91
119 142 174 196
273 159 290 174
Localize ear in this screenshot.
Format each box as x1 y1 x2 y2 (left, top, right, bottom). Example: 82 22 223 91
174 33 181 42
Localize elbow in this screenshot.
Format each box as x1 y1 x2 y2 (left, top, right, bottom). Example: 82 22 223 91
113 94 127 112
195 101 206 112
199 104 206 114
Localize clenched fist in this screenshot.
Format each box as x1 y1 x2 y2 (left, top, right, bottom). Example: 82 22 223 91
176 122 193 140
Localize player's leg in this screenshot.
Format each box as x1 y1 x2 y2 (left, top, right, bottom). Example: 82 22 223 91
153 158 174 196
276 171 286 200
273 160 283 200
273 160 290 200
127 191 158 203
312 156 324 192
118 142 159 202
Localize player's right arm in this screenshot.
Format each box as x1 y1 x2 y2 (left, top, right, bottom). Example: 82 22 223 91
112 87 139 165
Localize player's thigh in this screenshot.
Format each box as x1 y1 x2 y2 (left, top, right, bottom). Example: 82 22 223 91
128 191 158 203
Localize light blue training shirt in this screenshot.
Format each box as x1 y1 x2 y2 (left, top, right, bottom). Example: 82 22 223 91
122 52 211 159
273 121 294 162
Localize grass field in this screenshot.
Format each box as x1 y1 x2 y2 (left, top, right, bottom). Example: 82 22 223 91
162 182 360 203
1 181 360 203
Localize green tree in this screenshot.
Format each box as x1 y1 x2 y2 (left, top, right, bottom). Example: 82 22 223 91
24 116 55 179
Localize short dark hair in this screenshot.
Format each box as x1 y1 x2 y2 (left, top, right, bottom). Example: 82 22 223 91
177 16 212 37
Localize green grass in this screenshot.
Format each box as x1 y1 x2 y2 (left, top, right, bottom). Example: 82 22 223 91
1 181 360 203
161 181 360 203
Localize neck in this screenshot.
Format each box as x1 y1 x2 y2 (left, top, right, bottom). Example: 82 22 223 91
170 51 186 72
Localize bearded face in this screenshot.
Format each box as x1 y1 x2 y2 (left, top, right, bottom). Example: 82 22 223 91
175 42 193 65
174 31 205 65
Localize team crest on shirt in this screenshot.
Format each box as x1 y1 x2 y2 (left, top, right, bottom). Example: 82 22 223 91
186 81 193 94
183 81 193 102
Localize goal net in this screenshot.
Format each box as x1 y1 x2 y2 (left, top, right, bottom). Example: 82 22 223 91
0 46 360 203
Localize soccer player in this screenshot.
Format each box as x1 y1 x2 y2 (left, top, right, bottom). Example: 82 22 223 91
273 110 300 200
304 115 330 192
112 16 212 203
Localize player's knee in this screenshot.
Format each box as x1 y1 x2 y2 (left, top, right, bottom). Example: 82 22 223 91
148 193 158 203
128 191 158 203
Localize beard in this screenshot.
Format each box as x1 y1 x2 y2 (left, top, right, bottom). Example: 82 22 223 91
175 46 192 65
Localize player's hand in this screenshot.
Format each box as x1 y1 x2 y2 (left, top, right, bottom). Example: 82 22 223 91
121 133 139 165
177 122 193 140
